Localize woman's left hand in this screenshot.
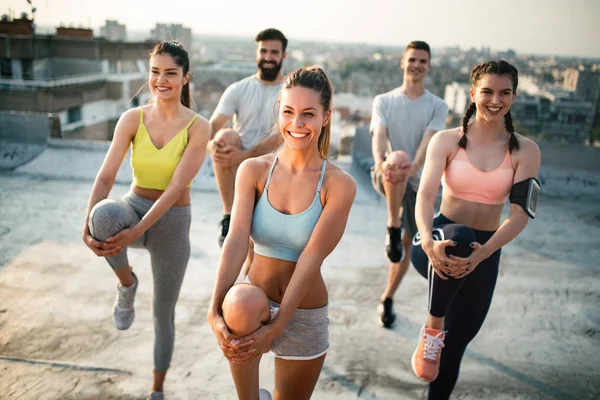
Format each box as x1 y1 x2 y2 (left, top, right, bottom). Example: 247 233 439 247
230 324 275 364
105 228 140 249
449 242 488 279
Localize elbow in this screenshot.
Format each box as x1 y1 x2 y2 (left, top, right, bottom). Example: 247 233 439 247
417 189 437 206
298 250 326 270
222 232 249 256
96 174 115 188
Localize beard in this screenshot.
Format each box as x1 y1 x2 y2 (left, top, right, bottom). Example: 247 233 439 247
257 59 282 81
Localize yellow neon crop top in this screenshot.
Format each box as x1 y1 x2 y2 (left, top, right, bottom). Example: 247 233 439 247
131 109 198 190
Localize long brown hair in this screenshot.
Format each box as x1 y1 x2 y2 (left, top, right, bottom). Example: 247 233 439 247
281 65 334 158
460 60 520 152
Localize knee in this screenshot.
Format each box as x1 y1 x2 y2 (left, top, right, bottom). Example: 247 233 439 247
88 199 129 241
440 224 476 258
385 150 411 167
213 128 242 148
222 283 271 337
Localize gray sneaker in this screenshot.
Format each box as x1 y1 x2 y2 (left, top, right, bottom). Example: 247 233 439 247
259 388 272 400
148 391 164 400
112 272 138 330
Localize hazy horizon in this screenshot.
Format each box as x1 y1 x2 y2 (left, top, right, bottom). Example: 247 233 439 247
4 0 600 59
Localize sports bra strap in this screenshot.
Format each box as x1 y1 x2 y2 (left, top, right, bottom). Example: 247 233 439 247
265 156 327 192
316 159 327 193
139 108 144 124
264 155 279 190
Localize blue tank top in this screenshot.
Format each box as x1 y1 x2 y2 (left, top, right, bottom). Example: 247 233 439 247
251 155 327 262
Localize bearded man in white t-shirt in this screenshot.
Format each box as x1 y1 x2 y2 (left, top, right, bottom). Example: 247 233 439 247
209 28 288 248
370 41 448 328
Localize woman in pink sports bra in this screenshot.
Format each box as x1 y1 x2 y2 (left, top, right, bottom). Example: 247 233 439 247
409 60 541 398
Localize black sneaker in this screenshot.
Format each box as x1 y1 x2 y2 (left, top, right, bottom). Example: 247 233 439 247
385 226 403 263
218 214 231 247
378 298 396 328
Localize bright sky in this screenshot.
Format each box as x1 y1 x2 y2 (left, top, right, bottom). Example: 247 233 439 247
4 0 600 58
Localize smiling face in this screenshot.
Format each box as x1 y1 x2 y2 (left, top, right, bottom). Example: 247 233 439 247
279 86 331 153
256 40 286 81
470 74 516 123
401 48 430 82
148 53 189 103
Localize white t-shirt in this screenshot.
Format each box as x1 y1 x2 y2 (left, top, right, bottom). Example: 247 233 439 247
370 88 448 190
213 75 282 149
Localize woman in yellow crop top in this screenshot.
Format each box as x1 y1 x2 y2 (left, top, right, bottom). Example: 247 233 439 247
207 66 356 399
409 60 541 398
81 41 210 399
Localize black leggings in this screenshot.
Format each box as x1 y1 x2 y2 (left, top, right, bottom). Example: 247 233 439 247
411 214 501 400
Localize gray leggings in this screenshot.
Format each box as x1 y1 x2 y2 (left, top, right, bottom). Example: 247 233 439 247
88 191 191 371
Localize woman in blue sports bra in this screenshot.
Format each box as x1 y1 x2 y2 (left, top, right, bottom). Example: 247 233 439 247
208 65 356 399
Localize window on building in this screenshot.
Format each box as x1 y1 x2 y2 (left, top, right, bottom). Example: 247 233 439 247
573 114 587 124
108 60 118 74
67 107 82 123
0 58 12 78
21 59 34 80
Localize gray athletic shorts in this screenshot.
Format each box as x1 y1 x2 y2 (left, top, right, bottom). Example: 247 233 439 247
370 167 418 238
269 299 329 360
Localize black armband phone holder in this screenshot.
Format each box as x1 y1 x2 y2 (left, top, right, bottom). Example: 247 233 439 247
509 178 540 218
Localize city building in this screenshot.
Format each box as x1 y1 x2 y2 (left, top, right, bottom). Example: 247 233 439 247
563 66 600 118
192 60 256 116
0 16 34 35
56 26 93 39
150 23 191 51
511 94 542 134
444 82 471 116
100 20 127 41
538 89 594 142
0 31 156 140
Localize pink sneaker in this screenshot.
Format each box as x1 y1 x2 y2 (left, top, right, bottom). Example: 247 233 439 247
411 325 446 382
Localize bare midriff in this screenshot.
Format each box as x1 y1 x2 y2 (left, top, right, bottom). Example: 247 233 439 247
132 186 191 207
248 253 328 309
440 193 504 232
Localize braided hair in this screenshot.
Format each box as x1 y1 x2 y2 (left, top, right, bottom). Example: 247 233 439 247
281 65 334 158
150 41 191 108
459 60 520 153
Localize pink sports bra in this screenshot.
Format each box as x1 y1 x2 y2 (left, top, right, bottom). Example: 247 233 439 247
442 147 514 205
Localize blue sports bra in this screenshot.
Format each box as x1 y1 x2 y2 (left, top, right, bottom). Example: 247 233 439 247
250 155 327 262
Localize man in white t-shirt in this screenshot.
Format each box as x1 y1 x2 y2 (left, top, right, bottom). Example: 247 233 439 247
209 28 287 247
370 41 448 328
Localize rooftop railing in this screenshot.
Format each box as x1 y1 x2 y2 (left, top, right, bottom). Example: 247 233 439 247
0 72 146 91
0 73 106 90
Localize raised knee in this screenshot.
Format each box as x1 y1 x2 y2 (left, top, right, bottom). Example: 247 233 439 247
213 128 242 148
222 283 270 337
386 150 411 167
88 199 128 241
442 224 476 258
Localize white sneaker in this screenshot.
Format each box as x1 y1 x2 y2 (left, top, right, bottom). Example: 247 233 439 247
259 388 272 400
112 272 138 330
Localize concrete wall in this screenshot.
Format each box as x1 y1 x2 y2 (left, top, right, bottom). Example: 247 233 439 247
61 120 116 141
0 111 56 170
0 82 108 113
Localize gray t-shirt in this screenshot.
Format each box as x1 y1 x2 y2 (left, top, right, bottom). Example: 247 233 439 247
370 88 448 190
213 75 282 149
